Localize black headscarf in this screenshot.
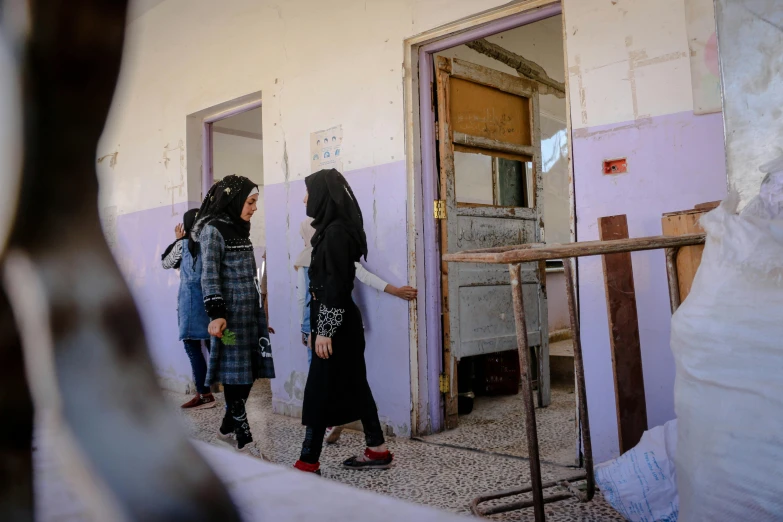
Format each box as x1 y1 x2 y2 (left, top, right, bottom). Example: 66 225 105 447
190 175 258 258
183 208 198 235
305 169 368 260
161 208 200 266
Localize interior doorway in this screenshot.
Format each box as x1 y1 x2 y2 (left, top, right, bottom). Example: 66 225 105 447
412 4 579 467
208 107 265 250
189 97 272 402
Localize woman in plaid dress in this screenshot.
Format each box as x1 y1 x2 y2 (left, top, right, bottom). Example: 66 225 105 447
191 175 275 452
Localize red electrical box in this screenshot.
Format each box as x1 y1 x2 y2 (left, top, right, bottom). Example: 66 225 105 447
603 158 628 175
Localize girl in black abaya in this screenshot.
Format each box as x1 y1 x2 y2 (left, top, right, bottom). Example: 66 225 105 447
293 169 393 474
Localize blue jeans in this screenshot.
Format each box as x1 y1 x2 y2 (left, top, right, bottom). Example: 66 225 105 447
183 339 210 394
303 270 312 365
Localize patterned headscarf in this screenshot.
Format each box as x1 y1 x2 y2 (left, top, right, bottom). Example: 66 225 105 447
190 175 258 258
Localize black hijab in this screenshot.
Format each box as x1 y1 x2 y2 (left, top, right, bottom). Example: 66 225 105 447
190 175 258 258
305 169 368 260
183 208 198 235
161 208 200 266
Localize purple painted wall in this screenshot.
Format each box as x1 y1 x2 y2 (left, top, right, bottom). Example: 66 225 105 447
264 161 412 435
572 110 727 462
115 203 282 397
114 201 201 393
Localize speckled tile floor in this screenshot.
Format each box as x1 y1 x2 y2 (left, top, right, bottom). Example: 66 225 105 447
420 385 579 468
168 382 623 521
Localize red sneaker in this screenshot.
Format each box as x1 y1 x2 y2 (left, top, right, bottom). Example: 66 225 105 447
181 393 216 410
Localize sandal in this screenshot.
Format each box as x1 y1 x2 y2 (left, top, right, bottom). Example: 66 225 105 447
342 448 394 470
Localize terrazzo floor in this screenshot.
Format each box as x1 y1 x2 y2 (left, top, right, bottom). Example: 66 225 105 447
420 385 579 468
169 382 623 521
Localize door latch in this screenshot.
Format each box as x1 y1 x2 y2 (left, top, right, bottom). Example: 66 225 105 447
439 373 450 393
434 200 447 220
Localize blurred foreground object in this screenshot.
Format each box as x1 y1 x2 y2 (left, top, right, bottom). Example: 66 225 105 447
671 165 783 521
0 1 240 520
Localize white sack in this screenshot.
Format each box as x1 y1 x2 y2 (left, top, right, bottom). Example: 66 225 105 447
671 172 783 521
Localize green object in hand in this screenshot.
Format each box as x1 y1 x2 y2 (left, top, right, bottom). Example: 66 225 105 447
222 329 237 346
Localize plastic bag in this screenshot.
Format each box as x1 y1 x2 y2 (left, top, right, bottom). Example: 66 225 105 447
595 420 679 522
671 170 783 521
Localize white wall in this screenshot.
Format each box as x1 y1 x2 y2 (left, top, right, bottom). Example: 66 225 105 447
98 0 525 216
212 132 265 247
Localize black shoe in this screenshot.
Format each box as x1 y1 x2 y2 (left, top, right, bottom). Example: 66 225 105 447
342 448 394 470
235 420 253 452
218 413 234 440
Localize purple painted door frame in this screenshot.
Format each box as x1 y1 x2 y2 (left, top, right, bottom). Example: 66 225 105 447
200 99 263 198
415 3 562 432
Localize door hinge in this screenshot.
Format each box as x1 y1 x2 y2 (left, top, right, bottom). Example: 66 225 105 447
434 200 447 220
439 373 450 393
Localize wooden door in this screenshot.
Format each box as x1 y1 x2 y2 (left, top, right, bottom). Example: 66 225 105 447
435 56 550 428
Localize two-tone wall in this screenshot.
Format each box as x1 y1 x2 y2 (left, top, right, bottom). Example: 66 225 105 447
100 0 730 451
98 0 521 435
562 0 727 461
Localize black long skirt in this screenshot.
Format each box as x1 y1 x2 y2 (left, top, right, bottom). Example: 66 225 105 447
302 300 377 427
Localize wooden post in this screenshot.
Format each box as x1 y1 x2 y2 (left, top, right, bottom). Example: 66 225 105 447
509 263 545 522
598 215 647 453
662 202 718 305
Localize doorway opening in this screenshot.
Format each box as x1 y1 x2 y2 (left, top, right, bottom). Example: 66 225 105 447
187 95 272 406
411 3 579 467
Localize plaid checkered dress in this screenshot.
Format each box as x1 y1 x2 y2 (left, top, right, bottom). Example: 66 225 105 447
200 222 275 385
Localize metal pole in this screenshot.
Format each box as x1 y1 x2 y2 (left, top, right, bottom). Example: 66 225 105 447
563 259 594 500
665 248 681 314
509 263 545 521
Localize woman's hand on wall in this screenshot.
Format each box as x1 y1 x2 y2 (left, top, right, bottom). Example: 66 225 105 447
387 285 418 301
208 318 227 338
315 335 332 359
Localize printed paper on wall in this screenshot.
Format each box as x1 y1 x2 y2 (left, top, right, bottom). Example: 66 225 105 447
310 125 343 173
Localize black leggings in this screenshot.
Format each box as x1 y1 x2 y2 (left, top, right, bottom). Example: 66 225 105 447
222 384 253 425
299 395 385 464
223 384 252 404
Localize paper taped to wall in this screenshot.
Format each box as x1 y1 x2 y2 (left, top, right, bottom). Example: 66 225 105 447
310 125 343 173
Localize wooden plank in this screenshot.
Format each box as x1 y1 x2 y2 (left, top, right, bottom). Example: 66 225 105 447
662 206 711 303
453 132 536 157
694 200 721 211
442 233 706 264
456 204 537 220
598 215 647 453
450 57 537 98
449 78 531 147
453 144 530 163
457 264 538 286
435 56 459 430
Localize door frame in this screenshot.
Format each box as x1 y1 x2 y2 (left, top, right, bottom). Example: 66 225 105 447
403 0 574 435
200 97 263 198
